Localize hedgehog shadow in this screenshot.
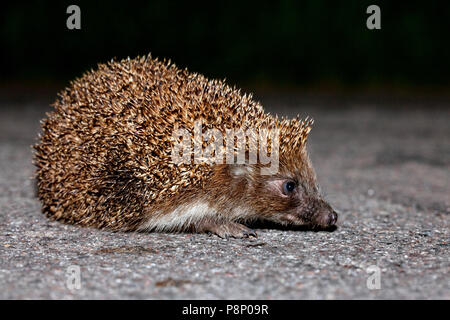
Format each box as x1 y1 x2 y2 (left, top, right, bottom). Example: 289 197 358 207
246 220 338 233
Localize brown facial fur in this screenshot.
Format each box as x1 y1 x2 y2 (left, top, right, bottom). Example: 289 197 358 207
202 149 337 230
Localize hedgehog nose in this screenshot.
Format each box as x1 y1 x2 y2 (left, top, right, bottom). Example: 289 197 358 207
328 210 338 225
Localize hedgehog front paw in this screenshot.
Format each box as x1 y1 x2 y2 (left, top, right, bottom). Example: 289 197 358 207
206 222 257 239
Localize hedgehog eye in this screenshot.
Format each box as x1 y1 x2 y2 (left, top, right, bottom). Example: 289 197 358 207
282 180 296 195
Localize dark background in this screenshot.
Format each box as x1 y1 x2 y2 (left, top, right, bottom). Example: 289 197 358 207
2 0 450 96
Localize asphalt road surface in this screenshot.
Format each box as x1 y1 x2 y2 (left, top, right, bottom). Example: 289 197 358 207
0 92 448 299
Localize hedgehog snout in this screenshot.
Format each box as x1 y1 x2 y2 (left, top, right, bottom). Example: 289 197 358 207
327 210 338 225
315 201 338 227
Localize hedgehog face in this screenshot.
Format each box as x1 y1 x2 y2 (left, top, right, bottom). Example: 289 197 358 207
242 151 338 229
260 177 338 228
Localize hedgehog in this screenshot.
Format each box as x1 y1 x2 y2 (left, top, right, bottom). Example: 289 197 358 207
33 54 337 239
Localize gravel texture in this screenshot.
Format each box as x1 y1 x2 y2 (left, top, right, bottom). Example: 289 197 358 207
0 93 449 299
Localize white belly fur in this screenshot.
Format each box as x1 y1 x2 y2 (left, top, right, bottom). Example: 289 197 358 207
137 201 216 232
137 200 253 232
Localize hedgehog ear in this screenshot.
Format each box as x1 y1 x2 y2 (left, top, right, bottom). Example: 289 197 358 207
229 164 254 178
265 179 284 196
